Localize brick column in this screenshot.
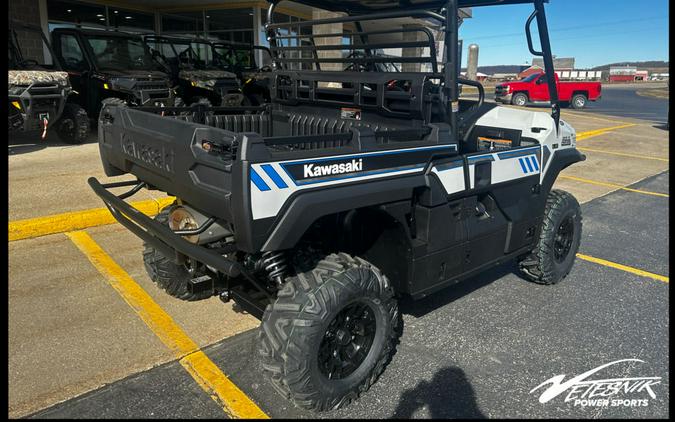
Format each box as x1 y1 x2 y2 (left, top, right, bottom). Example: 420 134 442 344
312 10 343 72
9 0 45 63
401 24 424 73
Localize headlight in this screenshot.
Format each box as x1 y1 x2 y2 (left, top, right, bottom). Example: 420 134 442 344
9 85 27 95
190 79 216 90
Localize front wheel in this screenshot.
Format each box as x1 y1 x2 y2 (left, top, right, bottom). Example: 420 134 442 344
56 103 90 144
259 253 401 411
511 92 528 107
518 189 582 285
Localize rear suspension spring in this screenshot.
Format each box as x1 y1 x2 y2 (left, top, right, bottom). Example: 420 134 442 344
262 251 287 286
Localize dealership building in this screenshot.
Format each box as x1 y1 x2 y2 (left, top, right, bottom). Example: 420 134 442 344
10 0 472 72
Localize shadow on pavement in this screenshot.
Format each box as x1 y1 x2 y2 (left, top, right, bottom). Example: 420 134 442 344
8 130 97 156
392 366 485 419
400 260 520 318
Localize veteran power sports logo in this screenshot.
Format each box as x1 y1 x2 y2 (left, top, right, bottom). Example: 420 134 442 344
530 359 661 408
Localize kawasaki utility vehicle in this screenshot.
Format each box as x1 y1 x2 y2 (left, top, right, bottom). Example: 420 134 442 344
91 0 584 411
212 41 274 106
8 20 89 143
144 35 245 107
51 28 177 118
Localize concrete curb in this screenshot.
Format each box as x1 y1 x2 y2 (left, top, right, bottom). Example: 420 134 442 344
9 197 176 242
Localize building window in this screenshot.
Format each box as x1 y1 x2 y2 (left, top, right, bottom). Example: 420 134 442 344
47 0 106 28
47 1 154 33
108 8 155 33
161 12 204 35
206 8 254 31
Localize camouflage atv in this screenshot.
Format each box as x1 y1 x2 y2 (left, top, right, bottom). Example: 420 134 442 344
212 41 274 106
144 35 246 107
8 20 89 144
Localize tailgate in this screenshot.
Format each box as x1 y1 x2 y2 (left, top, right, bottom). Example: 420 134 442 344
97 105 237 221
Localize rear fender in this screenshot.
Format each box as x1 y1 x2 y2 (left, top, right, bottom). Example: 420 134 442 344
260 175 425 251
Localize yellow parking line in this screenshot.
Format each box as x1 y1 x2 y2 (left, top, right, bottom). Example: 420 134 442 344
66 231 268 419
576 147 669 162
559 175 669 198
576 123 637 141
577 253 669 283
8 197 175 242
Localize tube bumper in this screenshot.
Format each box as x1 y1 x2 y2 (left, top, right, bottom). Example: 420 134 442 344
88 177 242 278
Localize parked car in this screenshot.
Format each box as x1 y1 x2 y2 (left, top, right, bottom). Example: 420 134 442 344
495 72 602 109
51 28 177 119
144 35 245 107
90 0 584 412
212 41 273 106
8 20 89 143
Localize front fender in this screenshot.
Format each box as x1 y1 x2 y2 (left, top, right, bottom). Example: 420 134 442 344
541 148 586 194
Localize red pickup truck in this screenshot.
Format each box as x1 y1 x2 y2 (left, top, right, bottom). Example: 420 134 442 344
495 72 602 109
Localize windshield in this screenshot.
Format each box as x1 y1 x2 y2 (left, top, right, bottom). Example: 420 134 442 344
85 36 158 71
520 72 543 82
149 39 220 70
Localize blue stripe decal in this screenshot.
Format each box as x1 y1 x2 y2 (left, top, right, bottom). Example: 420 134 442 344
261 164 288 189
496 146 540 160
250 168 271 191
280 145 456 167
467 155 495 164
293 164 425 186
518 158 529 173
524 156 534 173
530 156 540 171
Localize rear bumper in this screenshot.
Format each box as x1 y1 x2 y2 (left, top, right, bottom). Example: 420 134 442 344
88 177 242 278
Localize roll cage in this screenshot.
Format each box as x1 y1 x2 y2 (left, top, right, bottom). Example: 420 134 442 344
263 0 560 133
144 35 223 70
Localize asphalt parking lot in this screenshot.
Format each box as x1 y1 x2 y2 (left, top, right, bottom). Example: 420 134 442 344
9 100 669 418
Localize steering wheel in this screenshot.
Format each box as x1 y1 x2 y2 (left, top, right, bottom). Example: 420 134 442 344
132 56 146 68
345 62 369 72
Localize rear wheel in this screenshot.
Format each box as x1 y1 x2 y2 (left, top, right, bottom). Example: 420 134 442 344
518 189 582 284
56 103 90 144
142 205 214 301
511 92 528 107
259 253 400 411
570 93 587 109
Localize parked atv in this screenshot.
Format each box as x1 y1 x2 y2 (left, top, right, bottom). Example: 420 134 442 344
8 20 89 144
144 36 245 107
90 0 584 413
212 41 274 106
50 28 178 119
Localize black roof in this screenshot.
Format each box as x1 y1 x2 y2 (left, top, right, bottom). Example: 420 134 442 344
51 27 142 38
145 35 213 45
275 0 546 14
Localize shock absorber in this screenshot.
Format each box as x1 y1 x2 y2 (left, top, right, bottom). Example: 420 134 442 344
261 251 287 287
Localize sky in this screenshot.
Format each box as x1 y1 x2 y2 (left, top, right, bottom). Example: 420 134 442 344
458 0 670 68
